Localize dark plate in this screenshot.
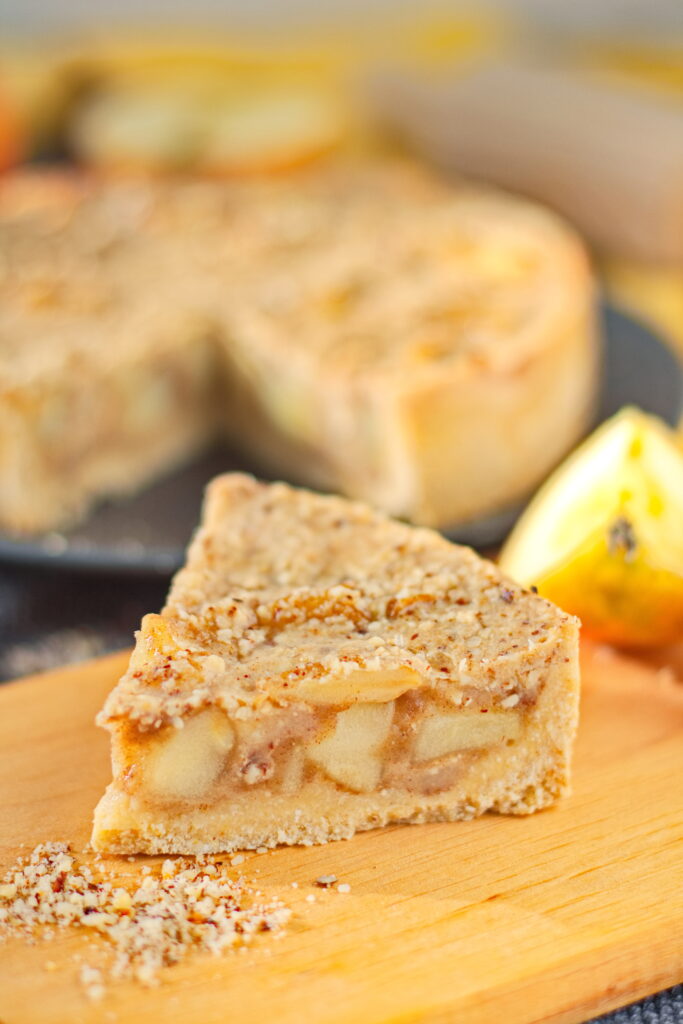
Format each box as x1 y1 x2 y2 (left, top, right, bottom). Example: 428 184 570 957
0 302 681 575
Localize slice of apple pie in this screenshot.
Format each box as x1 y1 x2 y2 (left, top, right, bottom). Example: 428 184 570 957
92 473 580 854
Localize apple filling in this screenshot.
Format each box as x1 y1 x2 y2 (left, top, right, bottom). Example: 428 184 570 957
120 678 528 809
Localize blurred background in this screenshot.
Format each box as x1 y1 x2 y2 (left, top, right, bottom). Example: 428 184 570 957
0 0 682 678
0 0 680 340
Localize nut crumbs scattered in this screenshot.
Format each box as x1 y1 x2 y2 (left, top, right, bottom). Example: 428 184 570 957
314 875 337 888
0 842 290 999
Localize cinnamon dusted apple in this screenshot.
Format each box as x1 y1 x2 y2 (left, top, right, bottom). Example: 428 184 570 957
92 473 580 855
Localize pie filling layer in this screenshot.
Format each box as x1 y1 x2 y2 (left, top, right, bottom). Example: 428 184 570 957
115 677 531 812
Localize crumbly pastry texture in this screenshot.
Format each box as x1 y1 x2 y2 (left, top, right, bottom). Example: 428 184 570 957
0 158 597 532
93 474 580 855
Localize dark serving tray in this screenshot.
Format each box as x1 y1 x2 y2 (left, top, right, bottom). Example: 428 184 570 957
0 303 680 576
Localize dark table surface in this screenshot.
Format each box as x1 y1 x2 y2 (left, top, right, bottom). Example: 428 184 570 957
1 564 681 1022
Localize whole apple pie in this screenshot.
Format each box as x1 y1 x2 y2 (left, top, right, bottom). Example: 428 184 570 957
0 158 597 534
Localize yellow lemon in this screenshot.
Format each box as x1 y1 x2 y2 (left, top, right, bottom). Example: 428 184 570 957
70 80 349 177
499 407 683 647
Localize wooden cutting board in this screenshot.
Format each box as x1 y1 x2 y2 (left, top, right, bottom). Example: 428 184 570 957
0 643 682 1024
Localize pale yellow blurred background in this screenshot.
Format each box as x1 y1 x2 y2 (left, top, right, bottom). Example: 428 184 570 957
1 1 681 357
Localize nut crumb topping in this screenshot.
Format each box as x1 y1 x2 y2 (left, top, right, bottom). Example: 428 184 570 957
99 475 576 729
0 160 570 388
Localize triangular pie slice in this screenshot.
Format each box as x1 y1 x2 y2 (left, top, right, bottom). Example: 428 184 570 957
92 474 580 855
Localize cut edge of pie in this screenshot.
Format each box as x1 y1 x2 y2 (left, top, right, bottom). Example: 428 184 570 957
92 473 580 855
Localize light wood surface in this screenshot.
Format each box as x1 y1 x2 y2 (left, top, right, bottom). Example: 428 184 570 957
0 643 682 1024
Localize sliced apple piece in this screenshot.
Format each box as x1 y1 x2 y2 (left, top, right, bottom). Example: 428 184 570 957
144 709 234 801
306 702 394 793
294 667 422 706
198 88 344 175
413 709 520 763
129 613 178 671
70 85 204 173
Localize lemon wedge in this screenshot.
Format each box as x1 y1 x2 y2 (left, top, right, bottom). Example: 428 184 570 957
70 81 347 176
499 407 683 647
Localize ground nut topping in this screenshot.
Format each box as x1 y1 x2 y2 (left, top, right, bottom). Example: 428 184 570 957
99 475 576 728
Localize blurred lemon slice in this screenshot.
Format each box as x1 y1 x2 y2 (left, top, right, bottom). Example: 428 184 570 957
70 81 346 176
500 407 683 647
70 85 203 172
198 89 345 175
